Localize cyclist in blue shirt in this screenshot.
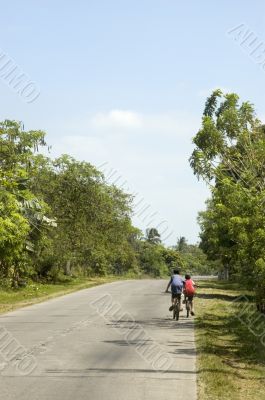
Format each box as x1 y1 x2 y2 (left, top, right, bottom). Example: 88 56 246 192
165 269 185 311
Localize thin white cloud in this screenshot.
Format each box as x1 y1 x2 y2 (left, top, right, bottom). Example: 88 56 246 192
47 109 207 244
48 109 201 181
91 109 142 129
87 109 199 137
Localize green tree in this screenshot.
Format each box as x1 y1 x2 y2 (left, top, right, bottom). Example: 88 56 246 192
176 236 188 252
145 228 161 244
31 155 138 278
0 120 49 285
137 241 167 277
190 90 265 306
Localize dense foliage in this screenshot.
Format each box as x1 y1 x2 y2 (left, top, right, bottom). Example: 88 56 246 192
190 90 265 310
174 236 218 275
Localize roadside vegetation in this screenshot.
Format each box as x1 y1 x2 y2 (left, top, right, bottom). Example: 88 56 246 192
0 120 213 296
195 280 265 400
0 276 118 314
190 90 265 311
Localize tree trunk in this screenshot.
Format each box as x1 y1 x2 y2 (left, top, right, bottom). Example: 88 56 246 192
64 260 71 276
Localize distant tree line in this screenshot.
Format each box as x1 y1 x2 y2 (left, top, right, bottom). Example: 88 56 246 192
174 236 219 275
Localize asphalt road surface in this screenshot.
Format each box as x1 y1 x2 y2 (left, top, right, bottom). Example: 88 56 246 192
0 280 197 400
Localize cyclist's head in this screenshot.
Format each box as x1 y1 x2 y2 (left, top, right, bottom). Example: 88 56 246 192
185 274 191 280
173 269 180 275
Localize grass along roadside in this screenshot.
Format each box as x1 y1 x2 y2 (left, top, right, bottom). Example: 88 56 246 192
195 280 265 400
0 276 123 315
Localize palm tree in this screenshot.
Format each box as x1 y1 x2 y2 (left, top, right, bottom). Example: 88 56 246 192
176 236 187 252
145 228 161 245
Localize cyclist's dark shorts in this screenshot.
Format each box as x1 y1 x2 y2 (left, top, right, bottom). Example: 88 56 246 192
171 293 181 301
186 295 194 301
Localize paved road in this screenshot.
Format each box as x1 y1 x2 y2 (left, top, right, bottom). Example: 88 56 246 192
0 280 197 400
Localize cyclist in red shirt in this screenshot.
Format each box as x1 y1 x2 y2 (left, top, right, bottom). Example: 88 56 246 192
183 274 197 316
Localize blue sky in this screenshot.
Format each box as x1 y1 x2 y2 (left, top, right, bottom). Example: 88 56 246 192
0 1 264 244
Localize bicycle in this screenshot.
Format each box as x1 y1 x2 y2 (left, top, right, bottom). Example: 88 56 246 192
184 294 196 317
165 290 182 321
185 295 192 318
172 294 181 321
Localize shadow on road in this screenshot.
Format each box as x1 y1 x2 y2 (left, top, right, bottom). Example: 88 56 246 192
107 317 194 330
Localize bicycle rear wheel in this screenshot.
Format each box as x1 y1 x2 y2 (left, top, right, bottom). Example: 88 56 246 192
186 302 190 318
175 303 180 321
